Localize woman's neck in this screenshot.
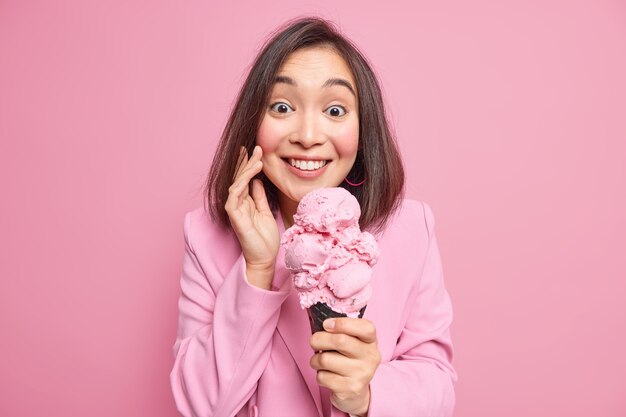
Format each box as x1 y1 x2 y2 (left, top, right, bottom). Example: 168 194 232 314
278 195 298 229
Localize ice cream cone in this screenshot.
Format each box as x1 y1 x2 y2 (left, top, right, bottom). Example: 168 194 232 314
307 302 367 333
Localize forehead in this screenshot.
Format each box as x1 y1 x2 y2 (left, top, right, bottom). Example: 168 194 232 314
277 47 356 86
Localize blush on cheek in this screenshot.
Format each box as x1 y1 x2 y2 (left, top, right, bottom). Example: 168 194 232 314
255 116 287 154
255 120 272 148
332 122 359 157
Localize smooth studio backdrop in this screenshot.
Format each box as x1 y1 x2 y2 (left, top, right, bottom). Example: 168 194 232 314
1 1 625 416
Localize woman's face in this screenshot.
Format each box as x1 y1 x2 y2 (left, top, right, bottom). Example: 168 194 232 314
257 46 359 213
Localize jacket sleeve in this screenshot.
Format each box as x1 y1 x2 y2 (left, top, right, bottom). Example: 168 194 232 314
367 202 458 417
170 211 290 417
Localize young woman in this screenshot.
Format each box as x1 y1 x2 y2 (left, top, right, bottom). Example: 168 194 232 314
170 17 457 417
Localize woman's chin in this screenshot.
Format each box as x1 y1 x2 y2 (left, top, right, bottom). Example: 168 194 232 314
276 176 347 209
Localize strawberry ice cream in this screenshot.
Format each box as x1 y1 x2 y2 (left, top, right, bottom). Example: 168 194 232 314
281 187 379 331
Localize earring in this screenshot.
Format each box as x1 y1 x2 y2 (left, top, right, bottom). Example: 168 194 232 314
344 176 366 187
345 151 365 186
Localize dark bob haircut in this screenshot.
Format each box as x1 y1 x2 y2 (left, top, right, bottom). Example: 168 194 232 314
205 16 405 233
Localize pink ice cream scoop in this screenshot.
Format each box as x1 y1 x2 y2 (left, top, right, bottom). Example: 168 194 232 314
281 187 379 329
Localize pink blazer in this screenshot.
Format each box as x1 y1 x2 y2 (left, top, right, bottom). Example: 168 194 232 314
170 199 457 417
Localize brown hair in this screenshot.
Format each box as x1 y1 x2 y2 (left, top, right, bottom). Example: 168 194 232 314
205 16 404 233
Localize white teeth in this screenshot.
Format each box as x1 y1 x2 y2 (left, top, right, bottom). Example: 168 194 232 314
288 159 327 171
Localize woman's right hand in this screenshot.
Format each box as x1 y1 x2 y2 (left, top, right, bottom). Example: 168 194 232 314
225 145 280 290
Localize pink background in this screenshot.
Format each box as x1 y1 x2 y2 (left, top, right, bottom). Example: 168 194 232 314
1 1 625 416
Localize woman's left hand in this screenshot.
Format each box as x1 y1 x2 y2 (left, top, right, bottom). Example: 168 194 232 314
309 317 381 417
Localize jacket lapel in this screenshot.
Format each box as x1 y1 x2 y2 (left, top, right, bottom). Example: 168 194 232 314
274 209 324 416
276 287 323 416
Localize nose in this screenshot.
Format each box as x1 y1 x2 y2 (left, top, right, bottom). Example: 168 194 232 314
290 111 326 148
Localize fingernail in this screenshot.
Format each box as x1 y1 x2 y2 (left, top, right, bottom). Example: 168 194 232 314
324 319 335 330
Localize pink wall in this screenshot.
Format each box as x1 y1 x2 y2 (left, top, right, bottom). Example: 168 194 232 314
1 1 625 416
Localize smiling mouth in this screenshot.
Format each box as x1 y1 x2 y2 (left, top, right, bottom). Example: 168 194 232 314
286 158 329 171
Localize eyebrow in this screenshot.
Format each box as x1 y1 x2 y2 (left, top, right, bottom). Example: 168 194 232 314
273 75 357 97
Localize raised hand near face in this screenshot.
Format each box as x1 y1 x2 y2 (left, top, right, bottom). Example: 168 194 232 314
225 145 280 290
309 317 382 417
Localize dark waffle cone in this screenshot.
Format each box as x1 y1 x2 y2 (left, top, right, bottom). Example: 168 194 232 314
307 302 367 333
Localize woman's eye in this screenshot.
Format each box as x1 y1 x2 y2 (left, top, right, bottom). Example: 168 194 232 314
325 105 347 117
270 102 293 113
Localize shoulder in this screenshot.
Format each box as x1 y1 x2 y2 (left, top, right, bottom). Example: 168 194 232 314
371 199 438 278
182 206 242 271
183 206 230 244
379 199 436 242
